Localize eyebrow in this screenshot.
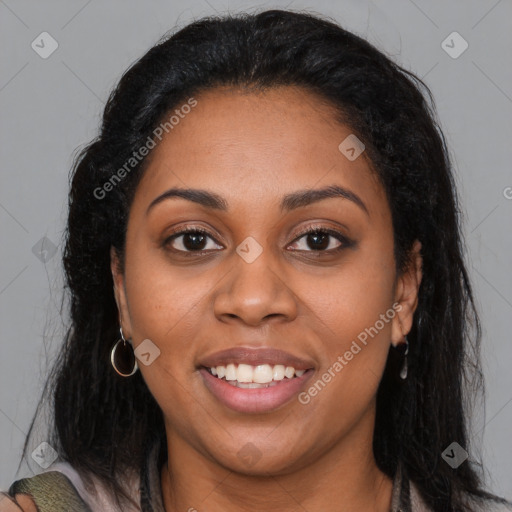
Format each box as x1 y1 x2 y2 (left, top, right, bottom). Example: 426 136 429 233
146 184 369 216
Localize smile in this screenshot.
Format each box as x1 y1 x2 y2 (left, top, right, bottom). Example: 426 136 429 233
206 363 306 387
199 364 314 413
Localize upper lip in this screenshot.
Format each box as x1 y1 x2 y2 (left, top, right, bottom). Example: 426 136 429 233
198 347 315 371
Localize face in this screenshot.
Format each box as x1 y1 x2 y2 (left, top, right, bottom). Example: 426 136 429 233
112 85 421 475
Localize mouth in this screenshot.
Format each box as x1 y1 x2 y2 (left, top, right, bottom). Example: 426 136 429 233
203 363 310 388
197 346 316 413
198 360 315 413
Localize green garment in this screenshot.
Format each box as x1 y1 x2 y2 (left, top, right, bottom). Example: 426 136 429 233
8 471 92 512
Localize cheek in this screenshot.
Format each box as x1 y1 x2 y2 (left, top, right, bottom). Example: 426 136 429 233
122 251 210 428
316 244 396 343
121 245 217 414
300 243 396 407
124 243 211 340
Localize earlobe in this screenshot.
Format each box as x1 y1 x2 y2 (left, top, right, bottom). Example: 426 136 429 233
391 240 423 345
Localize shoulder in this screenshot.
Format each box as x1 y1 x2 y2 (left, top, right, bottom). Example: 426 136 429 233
461 489 512 512
3 468 93 512
409 480 512 512
469 499 512 512
2 463 142 512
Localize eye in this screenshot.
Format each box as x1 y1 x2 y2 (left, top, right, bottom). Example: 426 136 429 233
287 227 351 253
163 225 352 256
164 228 223 253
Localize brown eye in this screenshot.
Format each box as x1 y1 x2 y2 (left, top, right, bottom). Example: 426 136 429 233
288 228 352 253
164 228 223 253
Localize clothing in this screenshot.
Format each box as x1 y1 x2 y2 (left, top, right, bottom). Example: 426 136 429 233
3 441 512 512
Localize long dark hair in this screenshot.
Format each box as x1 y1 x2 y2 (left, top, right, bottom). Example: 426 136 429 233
20 8 510 511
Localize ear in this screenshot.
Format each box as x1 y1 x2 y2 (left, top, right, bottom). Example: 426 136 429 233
391 240 422 345
110 246 133 339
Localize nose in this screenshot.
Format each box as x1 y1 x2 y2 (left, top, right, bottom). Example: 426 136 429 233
213 246 298 327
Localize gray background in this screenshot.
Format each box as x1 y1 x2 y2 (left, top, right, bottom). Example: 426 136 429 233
1 0 511 499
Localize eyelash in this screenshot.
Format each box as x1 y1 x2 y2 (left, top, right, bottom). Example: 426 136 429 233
163 225 352 256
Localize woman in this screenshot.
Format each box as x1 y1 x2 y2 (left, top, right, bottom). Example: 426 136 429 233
1 8 511 512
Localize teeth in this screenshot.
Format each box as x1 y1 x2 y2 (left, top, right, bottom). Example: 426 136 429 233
253 364 272 383
237 363 254 383
273 364 285 380
225 363 236 381
207 363 308 383
284 366 295 379
227 380 280 389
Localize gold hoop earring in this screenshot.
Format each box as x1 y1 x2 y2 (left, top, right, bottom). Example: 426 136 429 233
111 327 138 377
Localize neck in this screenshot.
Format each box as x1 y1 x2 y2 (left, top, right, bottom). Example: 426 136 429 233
160 409 393 512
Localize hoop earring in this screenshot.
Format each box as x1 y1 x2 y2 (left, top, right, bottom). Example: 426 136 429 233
392 336 409 380
111 327 138 377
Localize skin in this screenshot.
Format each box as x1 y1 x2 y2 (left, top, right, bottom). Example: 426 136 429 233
111 85 422 512
0 494 37 512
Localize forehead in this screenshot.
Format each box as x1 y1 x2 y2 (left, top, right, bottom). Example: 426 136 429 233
130 85 385 217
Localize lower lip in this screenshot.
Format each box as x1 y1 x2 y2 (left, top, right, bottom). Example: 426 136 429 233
199 367 314 414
